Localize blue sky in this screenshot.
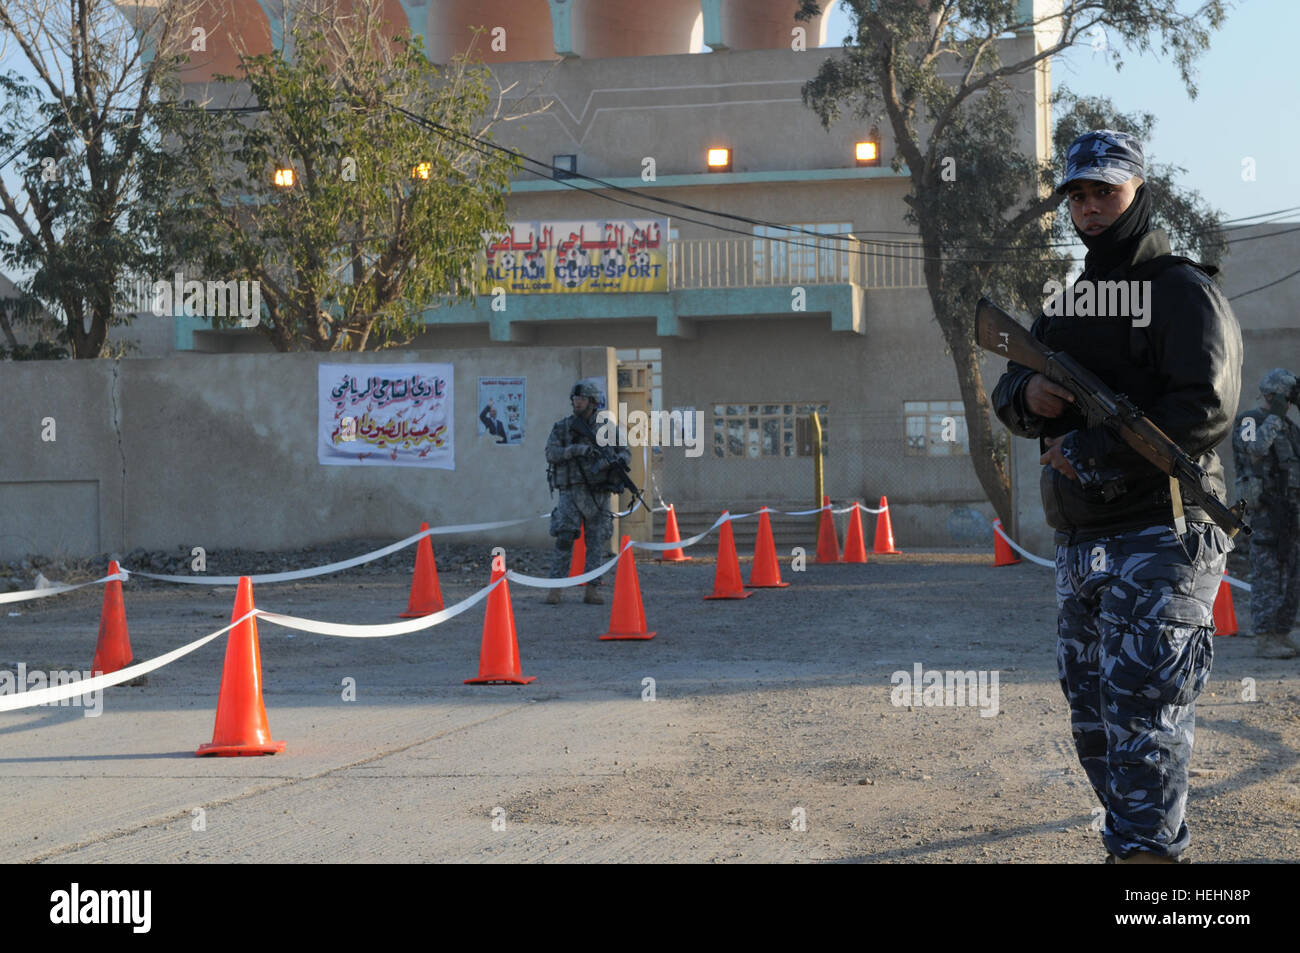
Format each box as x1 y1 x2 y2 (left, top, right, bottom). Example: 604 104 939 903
823 0 1300 226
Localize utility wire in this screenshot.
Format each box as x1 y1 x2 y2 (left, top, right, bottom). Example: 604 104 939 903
397 104 1300 267
5 97 1300 270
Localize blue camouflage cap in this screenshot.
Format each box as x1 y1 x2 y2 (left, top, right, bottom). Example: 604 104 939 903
1057 129 1145 194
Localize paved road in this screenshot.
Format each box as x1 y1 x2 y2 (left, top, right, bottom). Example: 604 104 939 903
2 553 1297 863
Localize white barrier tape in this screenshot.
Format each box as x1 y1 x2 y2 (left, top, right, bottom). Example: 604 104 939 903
779 503 886 517
507 548 626 588
0 571 129 606
125 516 550 586
991 522 1056 569
630 511 753 552
256 577 504 637
0 612 253 713
991 522 1252 589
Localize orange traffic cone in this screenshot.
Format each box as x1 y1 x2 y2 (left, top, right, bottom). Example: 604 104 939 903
747 507 790 588
872 495 901 554
90 560 133 676
842 503 869 564
399 523 445 617
569 523 588 585
992 518 1021 567
197 577 285 756
815 496 841 563
600 536 656 640
1212 579 1238 636
705 513 752 600
659 503 692 562
465 554 536 684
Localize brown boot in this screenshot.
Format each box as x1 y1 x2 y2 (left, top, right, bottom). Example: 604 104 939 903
1256 631 1299 659
583 585 604 605
544 588 562 606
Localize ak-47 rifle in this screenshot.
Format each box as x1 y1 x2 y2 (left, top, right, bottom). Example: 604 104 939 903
975 297 1251 539
569 411 651 515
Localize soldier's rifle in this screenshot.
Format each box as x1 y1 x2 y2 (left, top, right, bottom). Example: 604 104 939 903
975 297 1251 539
569 411 651 515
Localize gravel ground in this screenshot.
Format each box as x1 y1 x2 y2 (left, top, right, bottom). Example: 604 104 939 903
1 544 1296 864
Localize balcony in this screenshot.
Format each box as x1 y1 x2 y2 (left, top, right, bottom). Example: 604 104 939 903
668 236 926 291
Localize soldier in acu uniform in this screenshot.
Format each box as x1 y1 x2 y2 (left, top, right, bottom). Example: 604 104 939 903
992 131 1243 863
1232 368 1300 658
544 382 630 605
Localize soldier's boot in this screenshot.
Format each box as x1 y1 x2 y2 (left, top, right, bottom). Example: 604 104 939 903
545 588 562 606
1256 631 1299 659
583 585 604 605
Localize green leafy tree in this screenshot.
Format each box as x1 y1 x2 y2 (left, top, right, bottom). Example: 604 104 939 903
0 0 200 358
165 5 523 352
796 0 1228 525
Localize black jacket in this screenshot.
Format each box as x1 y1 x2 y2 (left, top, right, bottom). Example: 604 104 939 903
990 229 1243 541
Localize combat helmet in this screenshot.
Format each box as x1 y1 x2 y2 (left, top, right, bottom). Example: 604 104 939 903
1259 368 1297 398
570 381 603 407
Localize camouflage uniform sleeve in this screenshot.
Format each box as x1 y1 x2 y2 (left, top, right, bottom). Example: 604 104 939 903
1244 414 1285 459
545 419 570 465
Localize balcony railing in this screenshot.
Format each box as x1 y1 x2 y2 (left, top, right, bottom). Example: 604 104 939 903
668 236 926 291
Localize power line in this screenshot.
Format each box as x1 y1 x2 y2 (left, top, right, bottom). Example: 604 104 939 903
1228 265 1300 302
397 105 1300 267
6 97 1300 270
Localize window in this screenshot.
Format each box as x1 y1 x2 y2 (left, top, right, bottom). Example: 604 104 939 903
552 154 577 179
903 400 969 456
713 403 828 458
752 223 851 283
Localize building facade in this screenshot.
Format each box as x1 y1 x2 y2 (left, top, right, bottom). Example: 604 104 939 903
133 0 1072 547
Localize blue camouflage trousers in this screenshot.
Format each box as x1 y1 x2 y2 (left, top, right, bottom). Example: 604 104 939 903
1055 521 1231 859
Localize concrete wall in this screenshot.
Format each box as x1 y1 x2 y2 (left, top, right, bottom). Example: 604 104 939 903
489 43 1042 183
416 292 1002 547
0 347 614 561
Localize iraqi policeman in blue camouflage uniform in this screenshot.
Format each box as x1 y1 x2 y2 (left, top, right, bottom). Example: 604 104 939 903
992 131 1243 863
543 382 630 605
1231 368 1300 658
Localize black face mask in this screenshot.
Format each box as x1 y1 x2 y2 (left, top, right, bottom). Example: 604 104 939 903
1074 182 1152 277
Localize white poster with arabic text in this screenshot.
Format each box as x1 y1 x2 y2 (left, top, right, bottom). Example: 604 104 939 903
318 363 454 469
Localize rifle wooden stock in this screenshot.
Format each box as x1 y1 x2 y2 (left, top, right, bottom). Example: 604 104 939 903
976 297 1250 538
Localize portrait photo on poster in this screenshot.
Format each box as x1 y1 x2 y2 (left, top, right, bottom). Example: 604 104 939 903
478 376 526 445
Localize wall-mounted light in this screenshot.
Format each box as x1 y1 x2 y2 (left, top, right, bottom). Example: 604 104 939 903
552 154 577 180
855 127 881 167
273 167 295 188
706 147 732 172
412 161 432 180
